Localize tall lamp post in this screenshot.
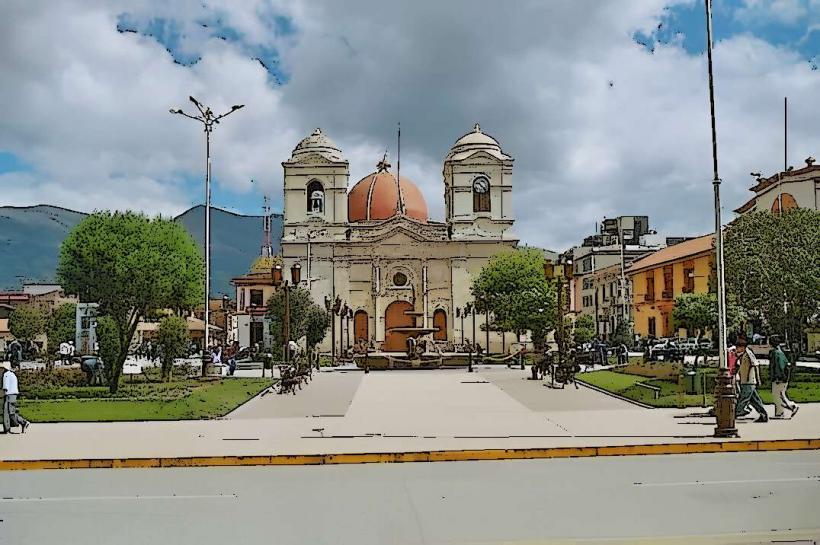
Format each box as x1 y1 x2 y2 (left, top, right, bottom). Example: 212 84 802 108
704 0 737 438
544 255 573 387
170 97 244 376
272 263 301 364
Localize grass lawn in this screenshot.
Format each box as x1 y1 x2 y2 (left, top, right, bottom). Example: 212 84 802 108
580 365 820 408
18 378 271 422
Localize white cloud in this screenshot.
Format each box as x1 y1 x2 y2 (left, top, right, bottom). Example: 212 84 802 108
1 0 818 252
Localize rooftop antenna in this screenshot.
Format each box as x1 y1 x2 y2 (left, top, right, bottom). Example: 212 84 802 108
784 96 788 173
778 97 788 214
397 121 405 215
261 192 272 257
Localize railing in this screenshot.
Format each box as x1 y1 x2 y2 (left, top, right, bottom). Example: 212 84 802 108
636 381 661 400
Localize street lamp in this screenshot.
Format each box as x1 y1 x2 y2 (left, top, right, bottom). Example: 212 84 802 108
170 96 244 376
545 255 574 387
466 302 476 373
272 263 302 364
703 0 737 438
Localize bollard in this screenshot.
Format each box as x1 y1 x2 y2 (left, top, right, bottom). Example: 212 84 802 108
677 373 684 409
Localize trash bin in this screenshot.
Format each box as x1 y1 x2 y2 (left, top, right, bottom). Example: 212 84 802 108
685 370 697 395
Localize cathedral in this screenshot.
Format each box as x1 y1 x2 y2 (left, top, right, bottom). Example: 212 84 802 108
280 124 518 354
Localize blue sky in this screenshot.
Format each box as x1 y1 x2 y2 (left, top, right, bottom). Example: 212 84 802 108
1 0 818 248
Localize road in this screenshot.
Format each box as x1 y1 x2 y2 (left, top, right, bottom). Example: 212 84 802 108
2 451 819 544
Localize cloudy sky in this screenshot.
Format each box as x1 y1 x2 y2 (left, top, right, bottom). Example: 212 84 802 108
1 0 818 250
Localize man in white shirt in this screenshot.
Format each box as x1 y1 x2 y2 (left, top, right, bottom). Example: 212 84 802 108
59 341 71 365
2 361 30 433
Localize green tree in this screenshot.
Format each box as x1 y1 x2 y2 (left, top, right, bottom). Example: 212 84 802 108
304 305 330 352
157 315 190 381
610 321 633 347
96 315 121 384
724 209 819 348
47 302 77 350
572 314 596 345
9 305 45 345
57 212 203 392
471 248 556 348
266 286 315 356
672 292 747 340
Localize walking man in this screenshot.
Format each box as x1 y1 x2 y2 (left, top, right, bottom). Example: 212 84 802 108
59 341 70 366
769 335 799 419
734 337 768 422
8 338 23 369
2 361 30 434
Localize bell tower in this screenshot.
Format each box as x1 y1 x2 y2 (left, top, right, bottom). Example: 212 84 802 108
443 124 514 240
282 128 349 242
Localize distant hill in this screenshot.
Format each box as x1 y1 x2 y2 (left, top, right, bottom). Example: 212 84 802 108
0 204 283 297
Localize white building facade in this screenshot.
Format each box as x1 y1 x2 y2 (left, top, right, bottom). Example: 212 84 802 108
280 125 519 354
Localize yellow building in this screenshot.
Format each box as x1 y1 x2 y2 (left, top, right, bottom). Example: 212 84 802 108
627 234 714 339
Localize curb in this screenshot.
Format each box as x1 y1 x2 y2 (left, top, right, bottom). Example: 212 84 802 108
575 379 655 409
2 438 819 471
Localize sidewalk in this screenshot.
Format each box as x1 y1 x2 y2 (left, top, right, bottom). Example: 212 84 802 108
2 368 818 467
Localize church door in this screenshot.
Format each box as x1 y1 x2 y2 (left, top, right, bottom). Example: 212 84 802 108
354 310 369 343
384 301 414 352
433 309 447 341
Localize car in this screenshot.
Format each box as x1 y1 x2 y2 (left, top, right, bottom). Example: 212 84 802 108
675 337 698 352
647 339 683 362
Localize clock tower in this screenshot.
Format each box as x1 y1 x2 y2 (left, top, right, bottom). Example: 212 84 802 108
443 124 514 240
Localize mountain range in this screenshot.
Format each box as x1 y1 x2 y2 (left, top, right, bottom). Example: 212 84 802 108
0 204 282 297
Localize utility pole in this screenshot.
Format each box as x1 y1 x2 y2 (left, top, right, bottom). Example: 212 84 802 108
170 97 244 376
704 0 737 438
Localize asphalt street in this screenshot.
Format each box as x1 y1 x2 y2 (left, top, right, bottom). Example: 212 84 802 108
2 451 819 544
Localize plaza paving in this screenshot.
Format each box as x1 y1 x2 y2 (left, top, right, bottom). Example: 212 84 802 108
2 366 819 462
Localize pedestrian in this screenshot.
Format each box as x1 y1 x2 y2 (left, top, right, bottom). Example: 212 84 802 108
617 343 628 366
227 341 239 376
9 339 22 369
287 339 299 362
768 335 799 419
2 361 30 434
734 337 768 422
58 341 70 366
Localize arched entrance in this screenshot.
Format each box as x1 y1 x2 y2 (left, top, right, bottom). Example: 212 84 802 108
354 310 369 343
433 309 447 341
384 300 414 352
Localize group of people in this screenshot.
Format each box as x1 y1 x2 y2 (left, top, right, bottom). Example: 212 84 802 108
58 340 76 365
730 335 798 423
1 360 30 434
210 341 241 375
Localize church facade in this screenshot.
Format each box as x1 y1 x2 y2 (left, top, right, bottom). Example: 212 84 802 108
280 124 518 353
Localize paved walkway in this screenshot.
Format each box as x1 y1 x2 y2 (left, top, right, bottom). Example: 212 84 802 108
2 367 819 462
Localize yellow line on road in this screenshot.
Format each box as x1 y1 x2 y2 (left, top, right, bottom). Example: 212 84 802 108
2 438 819 471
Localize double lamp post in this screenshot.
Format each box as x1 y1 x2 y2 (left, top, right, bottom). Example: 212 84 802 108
272 263 301 364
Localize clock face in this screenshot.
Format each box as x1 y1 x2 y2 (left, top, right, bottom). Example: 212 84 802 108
473 177 489 193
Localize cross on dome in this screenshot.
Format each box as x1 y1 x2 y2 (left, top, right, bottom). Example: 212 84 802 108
376 152 392 172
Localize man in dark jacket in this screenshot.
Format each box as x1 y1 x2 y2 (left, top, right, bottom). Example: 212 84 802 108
769 335 798 418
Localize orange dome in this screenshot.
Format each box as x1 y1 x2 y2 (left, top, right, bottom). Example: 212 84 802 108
348 159 428 223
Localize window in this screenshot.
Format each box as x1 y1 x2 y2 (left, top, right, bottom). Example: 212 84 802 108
472 176 490 212
582 257 593 273
648 316 657 337
770 192 797 214
662 265 673 299
250 289 264 307
306 180 324 214
392 271 408 287
645 272 655 303
683 260 695 293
